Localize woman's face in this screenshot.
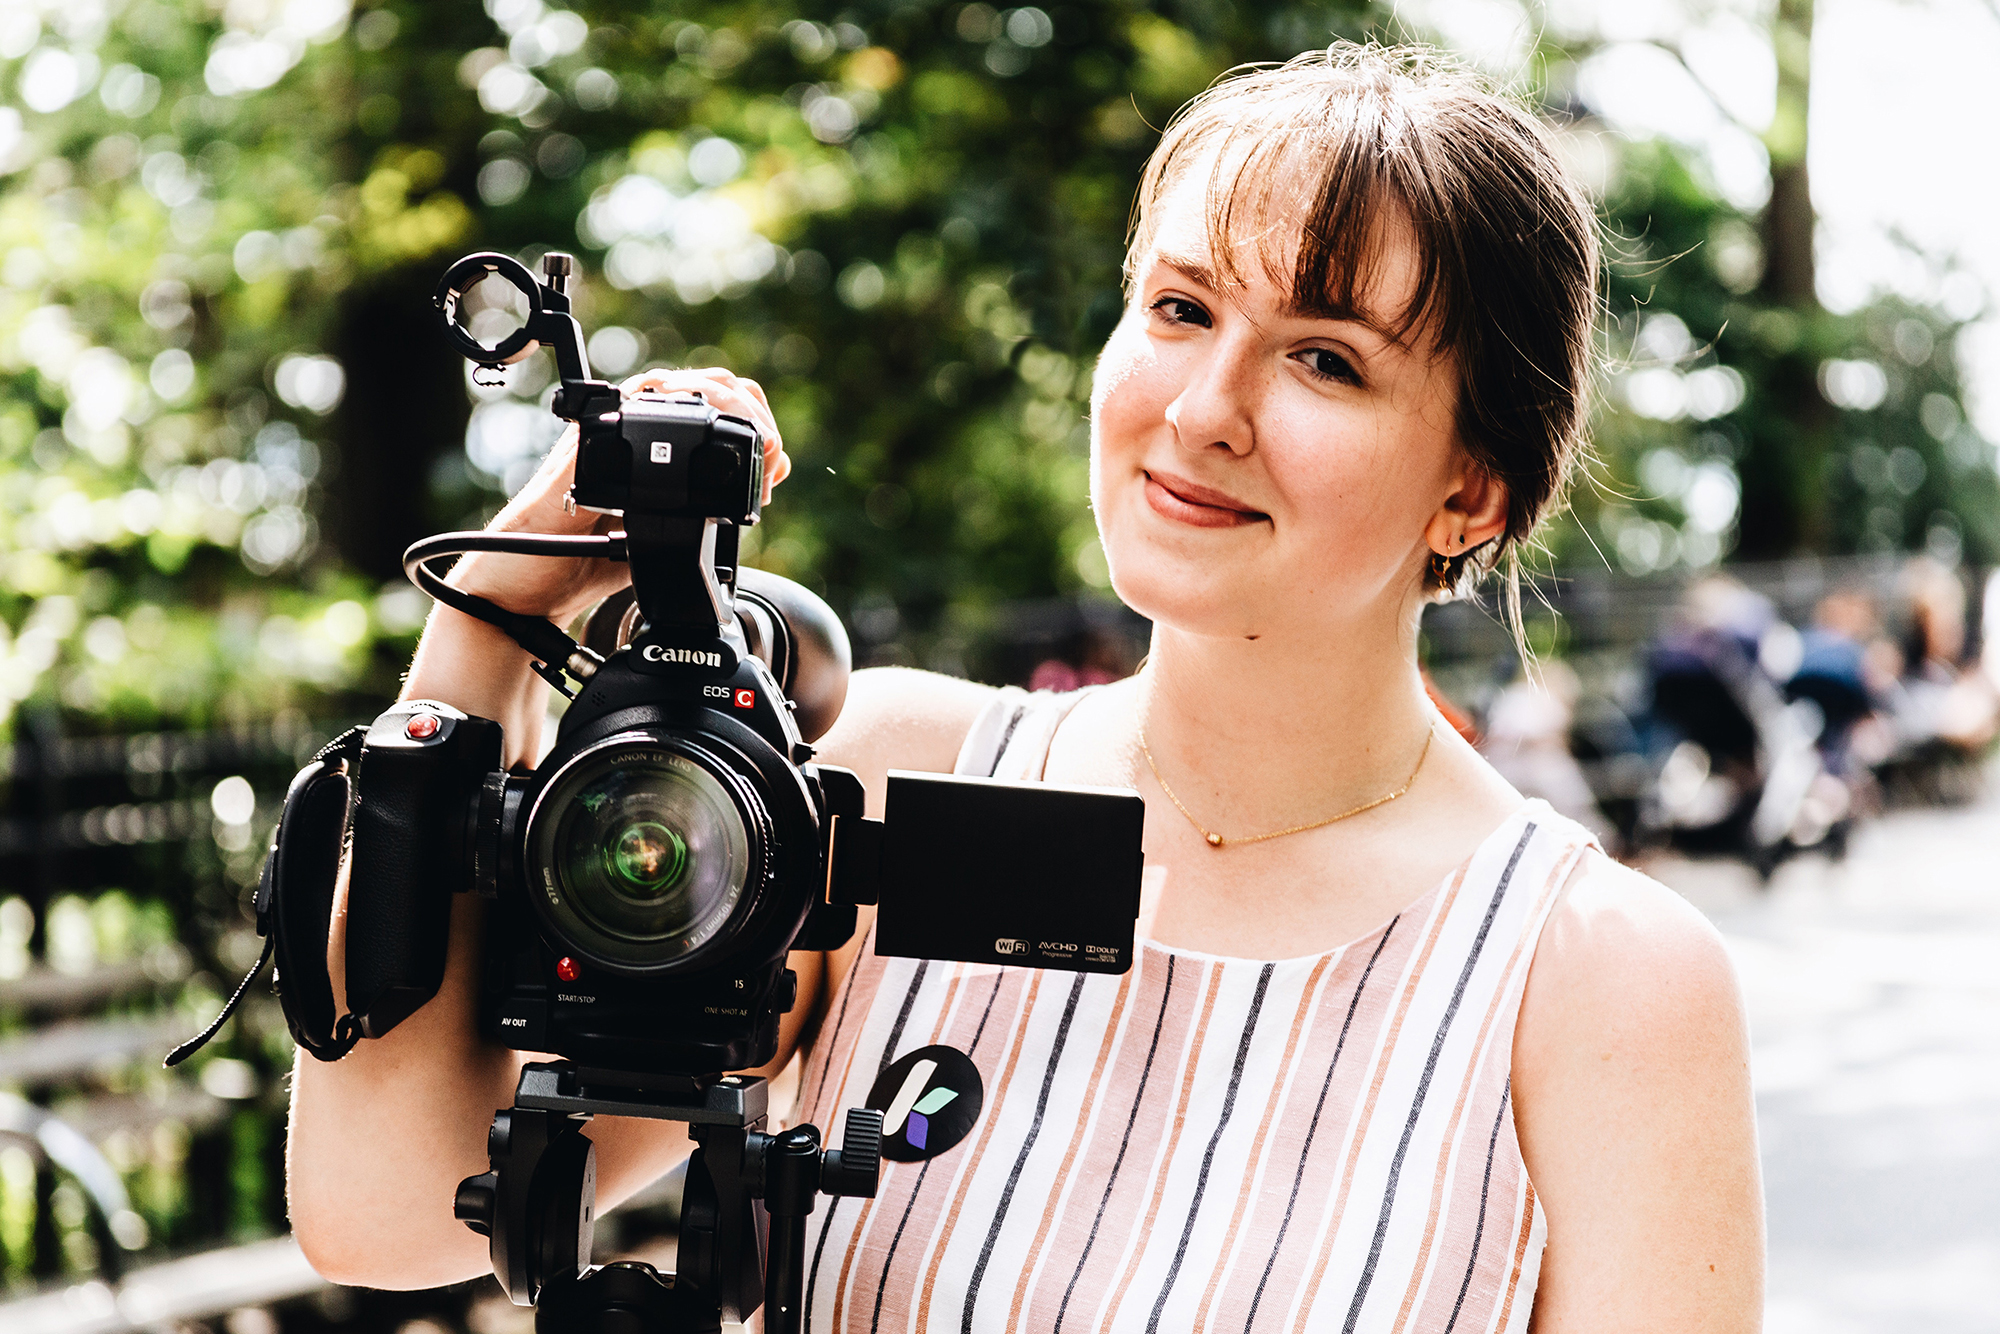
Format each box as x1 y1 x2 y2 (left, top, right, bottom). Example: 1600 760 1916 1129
1089 172 1477 644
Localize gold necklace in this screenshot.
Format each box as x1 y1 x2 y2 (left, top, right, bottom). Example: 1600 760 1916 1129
1137 722 1436 849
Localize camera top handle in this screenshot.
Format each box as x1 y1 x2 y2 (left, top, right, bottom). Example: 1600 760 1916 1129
432 250 768 682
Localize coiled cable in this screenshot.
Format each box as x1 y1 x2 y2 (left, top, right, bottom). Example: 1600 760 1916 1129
401 531 622 695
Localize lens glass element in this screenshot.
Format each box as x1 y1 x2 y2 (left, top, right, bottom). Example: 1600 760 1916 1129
541 749 751 965
609 821 687 896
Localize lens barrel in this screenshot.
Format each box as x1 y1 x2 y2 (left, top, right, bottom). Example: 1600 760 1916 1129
524 732 772 973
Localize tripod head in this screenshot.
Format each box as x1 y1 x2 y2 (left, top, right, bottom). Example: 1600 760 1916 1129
453 1063 883 1333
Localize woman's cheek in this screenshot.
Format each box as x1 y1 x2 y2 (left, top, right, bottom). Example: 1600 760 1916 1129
1093 300 1174 406
1087 330 1152 505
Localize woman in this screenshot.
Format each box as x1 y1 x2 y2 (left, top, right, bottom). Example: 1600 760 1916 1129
289 44 1763 1331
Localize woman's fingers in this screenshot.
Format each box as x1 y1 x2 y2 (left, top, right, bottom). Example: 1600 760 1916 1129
450 361 802 618
717 374 792 502
618 368 774 439
763 441 793 503
504 366 796 517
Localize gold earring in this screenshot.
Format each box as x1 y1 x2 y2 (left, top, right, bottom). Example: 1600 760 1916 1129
1430 550 1449 585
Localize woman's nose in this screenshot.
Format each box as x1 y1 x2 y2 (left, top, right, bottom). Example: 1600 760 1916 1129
1163 340 1258 457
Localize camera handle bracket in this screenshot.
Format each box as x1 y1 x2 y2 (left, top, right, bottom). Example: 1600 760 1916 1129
623 511 740 656
455 1062 882 1334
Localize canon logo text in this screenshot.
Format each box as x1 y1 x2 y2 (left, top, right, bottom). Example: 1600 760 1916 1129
641 645 723 667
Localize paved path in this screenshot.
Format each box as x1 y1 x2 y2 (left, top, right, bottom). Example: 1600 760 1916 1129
1646 790 2000 1334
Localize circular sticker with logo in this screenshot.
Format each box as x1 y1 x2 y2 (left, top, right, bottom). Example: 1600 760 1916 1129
863 1044 985 1163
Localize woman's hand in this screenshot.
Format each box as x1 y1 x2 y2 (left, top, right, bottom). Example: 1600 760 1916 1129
448 366 792 627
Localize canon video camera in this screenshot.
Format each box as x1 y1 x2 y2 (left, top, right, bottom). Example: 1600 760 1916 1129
177 251 1146 1087
165 250 1148 1331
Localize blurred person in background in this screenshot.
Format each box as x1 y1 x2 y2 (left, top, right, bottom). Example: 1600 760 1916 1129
287 45 1762 1332
1642 574 1784 828
1641 573 1853 867
1478 660 1614 842
1785 589 1893 788
1889 557 1997 757
1028 624 1140 692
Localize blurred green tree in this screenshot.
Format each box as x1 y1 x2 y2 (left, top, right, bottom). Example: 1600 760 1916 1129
6 0 1991 735
0 0 1411 729
1524 0 1996 576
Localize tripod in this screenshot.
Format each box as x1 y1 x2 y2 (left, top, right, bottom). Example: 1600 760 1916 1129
453 1062 883 1332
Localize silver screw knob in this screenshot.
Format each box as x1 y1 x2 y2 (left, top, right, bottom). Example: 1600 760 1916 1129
542 251 575 294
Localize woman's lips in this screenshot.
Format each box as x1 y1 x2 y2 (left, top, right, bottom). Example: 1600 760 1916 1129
1143 470 1268 528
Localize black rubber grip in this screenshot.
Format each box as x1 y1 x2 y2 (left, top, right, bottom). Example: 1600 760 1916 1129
345 701 503 1039
823 1108 884 1198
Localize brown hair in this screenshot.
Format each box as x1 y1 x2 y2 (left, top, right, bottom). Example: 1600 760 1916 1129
1126 43 1599 624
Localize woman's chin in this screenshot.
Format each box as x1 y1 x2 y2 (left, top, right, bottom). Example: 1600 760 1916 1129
1106 559 1271 641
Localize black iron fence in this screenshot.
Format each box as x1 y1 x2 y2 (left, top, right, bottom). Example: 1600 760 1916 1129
0 713 341 1321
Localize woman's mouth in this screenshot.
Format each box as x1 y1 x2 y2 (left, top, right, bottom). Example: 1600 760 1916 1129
1142 470 1269 528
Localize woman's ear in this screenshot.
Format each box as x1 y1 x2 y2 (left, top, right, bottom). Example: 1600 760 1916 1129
1424 460 1509 556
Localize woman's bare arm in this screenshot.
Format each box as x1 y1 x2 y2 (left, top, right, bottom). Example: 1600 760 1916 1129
1514 854 1765 1332
795 666 997 1001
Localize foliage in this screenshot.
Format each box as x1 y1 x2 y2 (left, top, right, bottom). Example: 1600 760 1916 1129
1 0 1993 726
1551 133 1998 581
1520 2 1996 580
0 0 1405 740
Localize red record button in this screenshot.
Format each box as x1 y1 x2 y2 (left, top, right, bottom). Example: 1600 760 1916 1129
556 957 581 983
405 712 441 740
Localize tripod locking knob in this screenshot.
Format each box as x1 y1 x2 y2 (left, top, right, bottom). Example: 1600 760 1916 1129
820 1108 884 1199
454 1171 498 1237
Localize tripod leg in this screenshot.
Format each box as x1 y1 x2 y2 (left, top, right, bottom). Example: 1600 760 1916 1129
760 1127 823 1334
763 1212 807 1334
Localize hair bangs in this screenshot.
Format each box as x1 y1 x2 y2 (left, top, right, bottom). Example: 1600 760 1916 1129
1140 77 1460 356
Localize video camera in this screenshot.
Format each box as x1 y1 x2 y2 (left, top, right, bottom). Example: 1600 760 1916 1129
172 251 1147 1332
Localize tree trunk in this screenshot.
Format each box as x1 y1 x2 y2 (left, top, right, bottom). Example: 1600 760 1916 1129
1738 0 1830 558
324 270 473 584
1760 0 1817 307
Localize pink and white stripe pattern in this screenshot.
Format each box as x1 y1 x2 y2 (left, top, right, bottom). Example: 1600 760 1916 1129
791 700 1593 1334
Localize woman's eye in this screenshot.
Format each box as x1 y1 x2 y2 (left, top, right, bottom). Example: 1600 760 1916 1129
1148 296 1211 328
1298 347 1360 385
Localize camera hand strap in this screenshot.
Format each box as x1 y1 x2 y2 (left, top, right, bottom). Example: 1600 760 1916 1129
166 727 370 1067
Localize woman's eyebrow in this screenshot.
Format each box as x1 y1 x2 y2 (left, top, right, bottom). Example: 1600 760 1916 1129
1280 292 1411 352
1151 250 1224 292
1152 248 1412 354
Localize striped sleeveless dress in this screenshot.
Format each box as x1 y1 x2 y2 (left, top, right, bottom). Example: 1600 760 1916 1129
790 689 1597 1334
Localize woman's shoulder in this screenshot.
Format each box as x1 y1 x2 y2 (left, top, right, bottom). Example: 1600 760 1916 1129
1513 845 1748 1122
1506 852 1763 1323
1530 849 1740 1021
812 667 1002 790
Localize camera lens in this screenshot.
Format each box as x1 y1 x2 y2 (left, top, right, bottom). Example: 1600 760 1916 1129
529 739 763 970
608 821 688 896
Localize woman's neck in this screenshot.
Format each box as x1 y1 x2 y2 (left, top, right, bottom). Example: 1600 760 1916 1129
1132 609 1436 835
